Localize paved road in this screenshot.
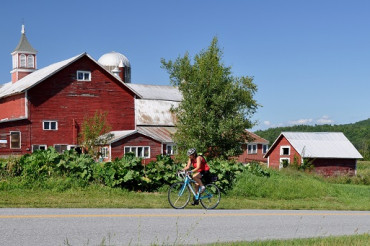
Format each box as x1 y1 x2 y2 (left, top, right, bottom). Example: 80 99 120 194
0 208 369 245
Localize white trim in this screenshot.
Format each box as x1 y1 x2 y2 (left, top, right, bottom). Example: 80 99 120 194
25 91 28 118
124 146 151 159
76 70 91 81
279 157 290 169
280 145 290 155
32 144 47 152
43 120 58 130
247 143 257 154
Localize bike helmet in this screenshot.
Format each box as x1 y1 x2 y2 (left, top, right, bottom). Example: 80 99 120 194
187 148 197 156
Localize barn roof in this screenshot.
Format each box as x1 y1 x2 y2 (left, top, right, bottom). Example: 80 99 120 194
0 53 141 100
127 84 182 101
265 132 362 159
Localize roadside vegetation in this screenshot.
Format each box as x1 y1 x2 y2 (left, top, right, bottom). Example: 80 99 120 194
0 149 369 210
206 233 370 246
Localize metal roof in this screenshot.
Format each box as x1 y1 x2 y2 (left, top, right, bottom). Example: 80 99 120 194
0 53 141 100
107 127 176 144
135 99 178 126
267 132 362 159
127 84 182 101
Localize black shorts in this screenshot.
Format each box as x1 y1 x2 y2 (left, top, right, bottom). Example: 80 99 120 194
200 170 211 184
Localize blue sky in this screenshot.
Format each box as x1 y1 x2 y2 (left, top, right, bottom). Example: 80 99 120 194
0 0 369 131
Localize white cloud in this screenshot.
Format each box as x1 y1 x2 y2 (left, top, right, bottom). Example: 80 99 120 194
288 118 313 126
263 121 271 126
316 115 334 125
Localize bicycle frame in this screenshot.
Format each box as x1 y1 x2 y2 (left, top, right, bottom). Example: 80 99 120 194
178 171 213 201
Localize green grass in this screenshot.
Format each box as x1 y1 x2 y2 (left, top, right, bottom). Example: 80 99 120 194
0 161 369 210
205 233 370 246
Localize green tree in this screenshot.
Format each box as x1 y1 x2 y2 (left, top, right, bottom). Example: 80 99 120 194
78 111 113 159
161 37 259 159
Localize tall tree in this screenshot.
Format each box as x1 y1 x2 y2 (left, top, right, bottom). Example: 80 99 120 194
161 37 259 159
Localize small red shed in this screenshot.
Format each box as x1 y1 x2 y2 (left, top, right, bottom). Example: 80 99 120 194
264 132 363 176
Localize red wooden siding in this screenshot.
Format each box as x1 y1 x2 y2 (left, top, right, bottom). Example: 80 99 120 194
0 93 26 120
267 136 301 169
237 143 267 163
27 56 136 147
111 133 162 161
309 158 356 176
0 119 30 156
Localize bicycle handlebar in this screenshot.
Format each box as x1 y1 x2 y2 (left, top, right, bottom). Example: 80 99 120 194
177 170 192 179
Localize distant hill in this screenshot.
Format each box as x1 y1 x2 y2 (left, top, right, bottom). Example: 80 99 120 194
254 118 370 160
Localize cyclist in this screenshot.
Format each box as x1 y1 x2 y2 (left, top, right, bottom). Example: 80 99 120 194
183 148 210 205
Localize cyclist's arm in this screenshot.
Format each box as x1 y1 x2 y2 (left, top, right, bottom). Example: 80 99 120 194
183 158 191 171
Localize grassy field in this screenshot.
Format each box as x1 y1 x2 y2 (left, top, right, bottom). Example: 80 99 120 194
1 161 369 210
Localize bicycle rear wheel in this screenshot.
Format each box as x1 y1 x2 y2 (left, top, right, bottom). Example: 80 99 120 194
168 182 191 209
200 183 221 209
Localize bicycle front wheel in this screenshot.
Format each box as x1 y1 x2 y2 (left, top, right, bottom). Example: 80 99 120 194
200 183 221 209
168 182 191 209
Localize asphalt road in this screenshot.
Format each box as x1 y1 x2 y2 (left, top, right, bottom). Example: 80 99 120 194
0 208 369 246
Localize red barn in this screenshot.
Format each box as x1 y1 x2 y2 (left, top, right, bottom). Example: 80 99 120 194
0 25 179 160
264 132 363 176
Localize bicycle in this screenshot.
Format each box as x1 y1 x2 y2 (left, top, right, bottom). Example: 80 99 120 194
168 170 221 209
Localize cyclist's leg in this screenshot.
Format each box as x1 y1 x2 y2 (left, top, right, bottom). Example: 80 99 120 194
192 172 203 193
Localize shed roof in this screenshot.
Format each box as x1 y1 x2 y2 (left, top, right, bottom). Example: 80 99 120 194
265 132 362 159
107 127 176 144
246 130 269 144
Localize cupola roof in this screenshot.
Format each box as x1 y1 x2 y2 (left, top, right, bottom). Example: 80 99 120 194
12 25 37 54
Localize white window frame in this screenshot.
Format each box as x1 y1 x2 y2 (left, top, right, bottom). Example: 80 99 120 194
247 144 257 154
280 146 290 156
124 146 150 159
279 157 290 169
27 55 34 68
166 144 176 155
262 144 269 154
20 54 26 67
100 147 109 159
43 121 58 130
10 131 21 149
77 70 91 81
32 144 47 152
54 144 68 153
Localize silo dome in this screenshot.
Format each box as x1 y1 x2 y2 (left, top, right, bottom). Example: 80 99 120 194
98 51 131 83
98 51 130 68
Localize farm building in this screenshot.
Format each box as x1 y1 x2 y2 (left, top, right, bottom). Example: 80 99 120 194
0 25 261 162
264 132 363 176
0 25 180 160
236 130 269 163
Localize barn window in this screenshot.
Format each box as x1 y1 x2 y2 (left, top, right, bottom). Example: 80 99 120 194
262 144 269 154
124 146 150 158
280 146 290 155
32 145 47 152
280 158 290 169
166 144 176 155
247 144 257 154
77 71 91 81
100 147 109 159
43 121 58 130
20 54 26 67
10 131 21 149
27 55 34 68
55 144 68 153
